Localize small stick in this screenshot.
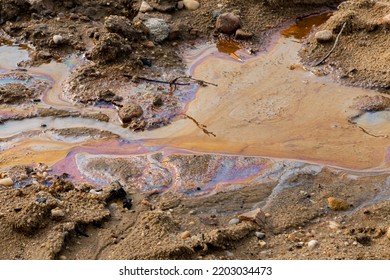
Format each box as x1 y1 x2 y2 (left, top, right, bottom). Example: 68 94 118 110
183 114 216 137
313 22 346 67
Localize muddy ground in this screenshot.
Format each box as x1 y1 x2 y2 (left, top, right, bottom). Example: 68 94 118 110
1 0 390 260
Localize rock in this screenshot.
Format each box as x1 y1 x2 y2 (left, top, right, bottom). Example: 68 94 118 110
258 240 267 248
145 40 155 48
238 208 266 226
307 240 319 249
216 12 241 34
229 218 240 225
52 35 63 44
327 197 350 211
51 207 65 219
148 0 176 12
183 0 200 10
225 251 234 258
255 232 265 239
329 220 341 230
140 1 153 13
0 178 14 187
177 1 184 10
118 103 143 123
382 13 390 25
235 29 253 40
143 18 170 43
315 30 333 43
180 231 191 240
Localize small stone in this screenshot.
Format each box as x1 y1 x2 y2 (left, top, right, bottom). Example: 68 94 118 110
59 255 67 260
386 227 390 240
216 12 241 34
38 51 52 59
315 30 333 43
53 34 64 44
51 208 65 219
143 18 170 43
183 0 200 11
258 240 267 248
0 178 14 187
180 231 191 240
238 208 266 226
118 103 143 123
329 221 341 230
228 218 240 225
225 251 234 258
382 13 390 25
177 1 184 9
145 41 155 48
307 240 319 249
235 29 253 40
327 197 350 211
140 1 153 13
255 232 265 239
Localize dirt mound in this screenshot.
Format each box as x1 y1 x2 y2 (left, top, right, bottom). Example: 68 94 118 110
301 0 390 89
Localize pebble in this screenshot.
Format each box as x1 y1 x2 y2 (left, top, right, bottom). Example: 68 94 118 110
315 30 333 43
327 197 350 211
177 1 184 10
307 240 319 249
255 232 266 239
228 218 240 225
328 220 341 230
386 227 390 240
140 1 153 13
0 178 14 187
225 251 234 258
145 40 155 49
52 34 64 44
51 208 65 219
216 12 241 34
143 18 170 43
382 13 390 24
59 255 67 260
258 240 267 248
183 0 200 11
180 231 191 240
118 103 143 123
238 208 266 226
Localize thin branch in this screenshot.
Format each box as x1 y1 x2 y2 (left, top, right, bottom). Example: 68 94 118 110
183 114 216 137
124 74 218 95
313 22 346 67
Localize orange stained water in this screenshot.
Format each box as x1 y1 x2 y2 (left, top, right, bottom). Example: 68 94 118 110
281 12 333 39
139 35 390 170
1 16 390 172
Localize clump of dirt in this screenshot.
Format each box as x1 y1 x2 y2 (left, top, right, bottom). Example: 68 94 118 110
0 181 110 259
351 95 390 111
301 0 390 89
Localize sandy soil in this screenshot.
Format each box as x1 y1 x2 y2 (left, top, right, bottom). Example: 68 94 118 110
1 0 390 260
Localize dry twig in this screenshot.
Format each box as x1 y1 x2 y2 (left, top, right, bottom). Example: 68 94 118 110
313 22 346 67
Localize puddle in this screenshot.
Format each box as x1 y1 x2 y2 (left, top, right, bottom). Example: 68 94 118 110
1 16 390 192
0 117 136 140
281 12 333 39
